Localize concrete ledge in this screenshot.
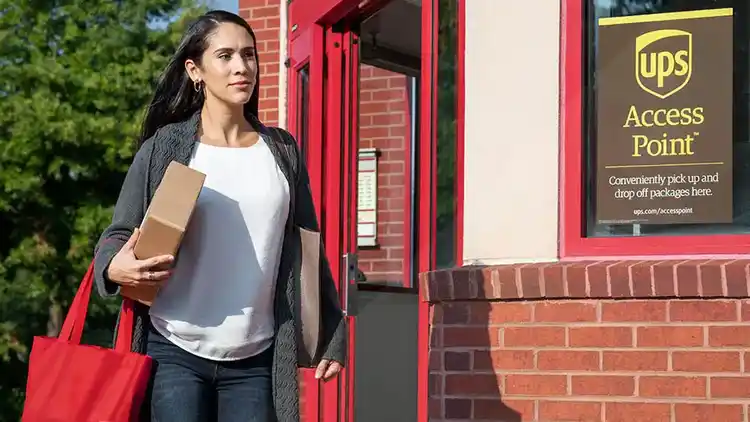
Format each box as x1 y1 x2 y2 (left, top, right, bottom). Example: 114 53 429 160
419 260 750 302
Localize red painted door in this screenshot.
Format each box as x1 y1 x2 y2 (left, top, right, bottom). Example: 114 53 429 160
323 0 436 419
287 0 438 420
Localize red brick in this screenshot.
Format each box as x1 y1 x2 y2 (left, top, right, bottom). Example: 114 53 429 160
504 374 567 396
603 351 668 371
473 350 534 371
725 263 750 297
587 263 609 297
429 351 442 371
495 266 520 299
534 301 596 322
608 261 632 298
443 351 469 371
538 401 602 421
428 399 442 419
428 374 442 397
605 402 671 422
672 351 741 372
537 350 600 371
674 403 744 422
543 265 565 298
443 326 496 348
653 261 680 297
520 266 543 298
444 398 471 419
565 262 588 297
570 375 635 396
569 327 633 347
441 303 469 324
504 327 565 347
637 326 704 347
631 261 654 297
669 300 737 322
675 261 701 296
639 376 706 398
700 262 725 297
475 302 532 324
708 325 750 347
474 399 534 420
430 326 441 348
711 377 750 398
601 301 666 322
444 374 501 396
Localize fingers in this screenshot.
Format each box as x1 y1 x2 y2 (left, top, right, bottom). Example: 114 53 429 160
136 269 172 282
315 360 327 379
123 228 140 251
323 361 342 380
315 359 343 380
138 254 175 271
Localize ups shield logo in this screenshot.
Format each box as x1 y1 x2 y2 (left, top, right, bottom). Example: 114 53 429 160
635 29 692 99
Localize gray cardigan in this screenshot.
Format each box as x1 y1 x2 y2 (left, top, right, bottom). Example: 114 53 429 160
93 111 346 422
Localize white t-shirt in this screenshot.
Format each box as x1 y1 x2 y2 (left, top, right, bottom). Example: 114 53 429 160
149 136 290 361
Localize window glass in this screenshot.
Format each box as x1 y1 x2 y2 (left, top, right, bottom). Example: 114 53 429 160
435 0 458 267
297 65 310 158
585 0 749 237
356 0 420 286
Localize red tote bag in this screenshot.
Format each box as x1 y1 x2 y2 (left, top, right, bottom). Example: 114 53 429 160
21 262 153 422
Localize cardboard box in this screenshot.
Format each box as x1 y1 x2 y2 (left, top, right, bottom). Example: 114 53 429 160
120 161 206 306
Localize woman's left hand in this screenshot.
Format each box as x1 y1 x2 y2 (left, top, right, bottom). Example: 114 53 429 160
315 359 343 381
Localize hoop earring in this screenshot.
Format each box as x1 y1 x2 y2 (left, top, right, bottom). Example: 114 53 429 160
193 80 202 92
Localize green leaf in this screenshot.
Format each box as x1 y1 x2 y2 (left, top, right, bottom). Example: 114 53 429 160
0 0 205 418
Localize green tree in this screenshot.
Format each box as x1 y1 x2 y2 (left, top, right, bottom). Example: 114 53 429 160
0 0 204 418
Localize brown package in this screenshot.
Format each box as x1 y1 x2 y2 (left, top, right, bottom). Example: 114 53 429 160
120 161 206 306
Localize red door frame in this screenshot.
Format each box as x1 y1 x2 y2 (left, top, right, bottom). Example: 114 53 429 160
286 23 326 422
321 28 345 422
288 1 439 421
339 30 359 422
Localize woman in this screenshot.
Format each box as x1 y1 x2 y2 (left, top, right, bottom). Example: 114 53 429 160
93 10 346 422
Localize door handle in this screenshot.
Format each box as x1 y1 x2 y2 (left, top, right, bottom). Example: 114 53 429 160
341 253 359 317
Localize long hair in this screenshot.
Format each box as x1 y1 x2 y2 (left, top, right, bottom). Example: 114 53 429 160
138 10 260 147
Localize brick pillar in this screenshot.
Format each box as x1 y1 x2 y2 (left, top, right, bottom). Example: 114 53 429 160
239 0 281 126
422 260 750 421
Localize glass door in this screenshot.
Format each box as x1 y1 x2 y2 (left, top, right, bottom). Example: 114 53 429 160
330 0 427 420
287 0 439 420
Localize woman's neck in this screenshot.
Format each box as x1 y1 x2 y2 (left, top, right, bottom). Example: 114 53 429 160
199 99 256 147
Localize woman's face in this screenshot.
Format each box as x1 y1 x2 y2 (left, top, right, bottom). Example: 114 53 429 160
186 22 258 107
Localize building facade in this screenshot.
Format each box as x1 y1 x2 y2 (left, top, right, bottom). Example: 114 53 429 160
240 0 750 421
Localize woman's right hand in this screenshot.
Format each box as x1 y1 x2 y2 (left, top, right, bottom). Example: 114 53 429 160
106 228 175 287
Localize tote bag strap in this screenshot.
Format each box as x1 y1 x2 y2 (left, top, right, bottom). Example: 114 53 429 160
114 298 135 353
58 262 95 344
58 260 136 353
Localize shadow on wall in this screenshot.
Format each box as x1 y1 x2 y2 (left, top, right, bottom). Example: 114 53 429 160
429 269 521 421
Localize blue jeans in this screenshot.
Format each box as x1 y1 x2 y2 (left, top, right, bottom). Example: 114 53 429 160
146 323 274 422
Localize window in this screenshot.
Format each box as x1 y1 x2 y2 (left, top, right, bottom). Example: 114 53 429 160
561 0 750 256
297 65 310 157
435 0 460 269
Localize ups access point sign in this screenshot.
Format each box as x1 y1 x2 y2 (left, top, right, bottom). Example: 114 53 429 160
594 8 734 226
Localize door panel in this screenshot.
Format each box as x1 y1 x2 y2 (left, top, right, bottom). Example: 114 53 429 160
287 25 323 422
354 288 419 422
337 0 423 420
288 1 433 420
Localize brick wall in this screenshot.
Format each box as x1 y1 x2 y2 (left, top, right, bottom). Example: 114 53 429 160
357 65 410 285
422 261 750 422
239 0 281 126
